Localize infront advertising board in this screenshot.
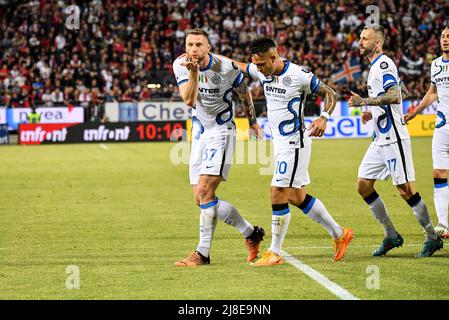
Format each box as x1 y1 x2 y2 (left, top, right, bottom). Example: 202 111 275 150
19 121 186 145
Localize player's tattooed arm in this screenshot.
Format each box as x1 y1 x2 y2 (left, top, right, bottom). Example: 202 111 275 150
348 85 401 107
308 82 336 137
317 82 337 117
235 81 264 139
235 81 256 125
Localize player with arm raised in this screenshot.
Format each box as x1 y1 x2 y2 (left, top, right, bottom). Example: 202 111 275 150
348 24 443 257
404 27 449 238
173 29 265 266
228 38 354 265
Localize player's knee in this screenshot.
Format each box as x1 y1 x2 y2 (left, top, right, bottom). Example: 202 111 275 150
193 194 201 206
433 169 448 179
197 184 214 202
357 179 373 197
398 188 413 200
288 192 306 206
396 185 413 200
271 186 287 203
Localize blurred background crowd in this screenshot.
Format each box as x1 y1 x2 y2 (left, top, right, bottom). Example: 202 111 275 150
0 0 447 118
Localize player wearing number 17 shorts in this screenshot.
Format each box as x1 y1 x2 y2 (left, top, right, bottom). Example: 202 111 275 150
172 29 266 266
348 24 442 257
230 38 354 265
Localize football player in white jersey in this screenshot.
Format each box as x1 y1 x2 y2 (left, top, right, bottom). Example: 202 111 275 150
405 27 449 239
173 29 266 266
227 38 354 265
349 24 443 257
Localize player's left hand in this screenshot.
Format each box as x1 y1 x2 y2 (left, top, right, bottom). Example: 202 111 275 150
249 123 264 140
361 111 373 124
308 117 327 137
348 91 364 107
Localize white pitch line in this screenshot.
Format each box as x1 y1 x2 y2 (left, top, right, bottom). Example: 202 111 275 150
285 244 422 250
280 250 359 300
100 144 109 150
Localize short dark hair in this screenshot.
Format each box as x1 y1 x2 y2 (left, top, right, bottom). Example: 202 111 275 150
363 24 385 39
187 28 210 43
250 38 277 55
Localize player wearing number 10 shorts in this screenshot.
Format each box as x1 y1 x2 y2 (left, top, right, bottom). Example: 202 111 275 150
230 38 354 265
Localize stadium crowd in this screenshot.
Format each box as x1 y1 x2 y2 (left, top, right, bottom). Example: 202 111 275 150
0 0 447 117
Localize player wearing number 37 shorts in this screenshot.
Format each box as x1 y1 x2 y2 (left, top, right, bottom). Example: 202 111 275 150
173 29 266 267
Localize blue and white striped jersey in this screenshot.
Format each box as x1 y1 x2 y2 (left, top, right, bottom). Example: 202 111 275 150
367 54 409 145
173 54 244 131
431 55 449 130
247 61 320 149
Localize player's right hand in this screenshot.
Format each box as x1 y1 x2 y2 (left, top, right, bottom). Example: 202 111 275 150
361 111 373 124
250 123 265 140
181 58 199 73
403 112 416 124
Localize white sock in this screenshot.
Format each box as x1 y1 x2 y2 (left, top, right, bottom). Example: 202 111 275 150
196 200 218 257
217 199 254 238
364 193 397 238
269 205 291 255
301 196 343 240
408 193 437 241
434 181 449 228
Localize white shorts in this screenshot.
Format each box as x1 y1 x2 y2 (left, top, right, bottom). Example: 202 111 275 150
271 143 311 189
189 121 235 185
358 139 416 185
432 129 449 170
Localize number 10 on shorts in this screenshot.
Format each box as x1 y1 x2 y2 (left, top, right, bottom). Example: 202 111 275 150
275 161 287 174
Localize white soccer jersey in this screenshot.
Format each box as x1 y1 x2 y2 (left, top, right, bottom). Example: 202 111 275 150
173 54 244 132
431 56 449 131
367 54 409 145
247 61 320 149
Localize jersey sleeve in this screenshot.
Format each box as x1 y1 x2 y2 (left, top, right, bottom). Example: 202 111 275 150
378 60 399 91
228 62 244 88
430 61 436 85
173 59 189 86
294 66 321 94
246 63 261 81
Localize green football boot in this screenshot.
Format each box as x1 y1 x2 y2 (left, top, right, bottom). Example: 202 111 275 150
373 233 404 256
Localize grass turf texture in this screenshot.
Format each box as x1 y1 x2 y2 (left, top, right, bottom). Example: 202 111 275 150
1 137 448 299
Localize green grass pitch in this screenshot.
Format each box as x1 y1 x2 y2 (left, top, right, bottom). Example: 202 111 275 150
1 137 448 300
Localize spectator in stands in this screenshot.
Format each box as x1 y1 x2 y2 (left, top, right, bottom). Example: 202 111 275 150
0 0 446 116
